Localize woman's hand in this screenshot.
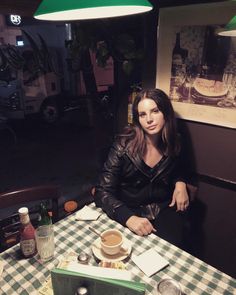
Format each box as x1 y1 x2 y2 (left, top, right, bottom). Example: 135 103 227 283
126 215 157 236
169 181 189 211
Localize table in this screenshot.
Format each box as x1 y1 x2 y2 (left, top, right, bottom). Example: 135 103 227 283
1 203 236 295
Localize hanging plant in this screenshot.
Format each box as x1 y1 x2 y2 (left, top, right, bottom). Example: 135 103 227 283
65 20 145 76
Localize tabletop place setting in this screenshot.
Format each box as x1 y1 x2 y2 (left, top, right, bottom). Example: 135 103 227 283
0 203 236 295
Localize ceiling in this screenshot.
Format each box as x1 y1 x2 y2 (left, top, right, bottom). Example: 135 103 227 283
0 0 40 17
0 0 228 18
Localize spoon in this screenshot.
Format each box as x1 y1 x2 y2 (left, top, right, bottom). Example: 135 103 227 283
89 227 106 242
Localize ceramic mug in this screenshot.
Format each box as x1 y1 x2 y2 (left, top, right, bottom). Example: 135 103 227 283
100 229 124 256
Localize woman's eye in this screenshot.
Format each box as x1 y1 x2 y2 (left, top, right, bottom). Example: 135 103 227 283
139 113 145 118
153 109 159 113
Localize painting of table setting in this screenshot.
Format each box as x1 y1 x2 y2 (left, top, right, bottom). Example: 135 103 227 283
156 2 236 128
0 203 236 295
169 25 236 109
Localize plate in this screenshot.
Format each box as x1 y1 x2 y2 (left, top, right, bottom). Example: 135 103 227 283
91 237 132 262
191 93 224 105
193 78 227 97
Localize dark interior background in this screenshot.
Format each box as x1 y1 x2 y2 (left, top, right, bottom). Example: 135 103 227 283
0 0 235 279
111 0 236 278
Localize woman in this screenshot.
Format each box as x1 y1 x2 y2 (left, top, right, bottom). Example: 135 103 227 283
95 88 189 247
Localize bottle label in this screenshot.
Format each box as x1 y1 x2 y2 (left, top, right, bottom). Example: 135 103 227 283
21 239 36 256
20 214 30 225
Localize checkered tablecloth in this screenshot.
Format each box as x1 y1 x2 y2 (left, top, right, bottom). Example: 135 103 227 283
1 203 236 295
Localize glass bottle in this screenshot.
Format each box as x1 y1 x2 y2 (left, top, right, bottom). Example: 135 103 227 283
38 203 52 226
170 32 188 101
171 32 188 77
18 207 37 258
200 26 230 81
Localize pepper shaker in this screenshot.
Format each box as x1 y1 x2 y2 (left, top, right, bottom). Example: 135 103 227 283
77 252 90 264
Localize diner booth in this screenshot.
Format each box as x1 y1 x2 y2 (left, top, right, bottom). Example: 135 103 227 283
154 1 236 280
0 0 235 294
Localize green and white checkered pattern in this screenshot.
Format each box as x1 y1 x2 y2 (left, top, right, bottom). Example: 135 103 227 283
1 203 235 295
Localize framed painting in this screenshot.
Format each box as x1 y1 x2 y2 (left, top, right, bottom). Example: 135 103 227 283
156 1 236 129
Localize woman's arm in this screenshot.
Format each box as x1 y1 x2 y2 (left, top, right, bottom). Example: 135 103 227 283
169 143 190 211
126 215 156 236
95 141 134 222
169 181 189 211
95 141 156 235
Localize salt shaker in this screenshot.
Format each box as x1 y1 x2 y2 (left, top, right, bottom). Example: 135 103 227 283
77 252 90 264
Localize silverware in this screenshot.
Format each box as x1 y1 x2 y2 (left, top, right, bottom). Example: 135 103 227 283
89 227 106 242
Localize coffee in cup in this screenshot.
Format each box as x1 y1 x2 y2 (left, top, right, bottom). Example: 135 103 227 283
100 229 123 256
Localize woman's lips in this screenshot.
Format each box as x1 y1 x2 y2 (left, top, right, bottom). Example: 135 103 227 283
147 125 157 130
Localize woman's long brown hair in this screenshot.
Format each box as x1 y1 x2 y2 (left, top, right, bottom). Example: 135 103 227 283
119 89 180 158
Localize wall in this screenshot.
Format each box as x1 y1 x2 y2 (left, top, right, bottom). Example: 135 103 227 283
112 1 236 278
0 14 21 45
154 2 236 278
117 92 236 278
178 120 236 278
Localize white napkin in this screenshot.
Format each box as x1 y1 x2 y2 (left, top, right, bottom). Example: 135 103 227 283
75 205 102 221
132 248 169 277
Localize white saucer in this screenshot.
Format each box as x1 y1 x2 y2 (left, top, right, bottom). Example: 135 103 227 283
91 237 132 262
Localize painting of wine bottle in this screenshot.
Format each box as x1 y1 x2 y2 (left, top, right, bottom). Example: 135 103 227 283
157 3 236 128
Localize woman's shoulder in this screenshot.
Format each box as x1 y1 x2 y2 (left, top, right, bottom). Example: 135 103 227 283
111 137 127 156
113 126 135 149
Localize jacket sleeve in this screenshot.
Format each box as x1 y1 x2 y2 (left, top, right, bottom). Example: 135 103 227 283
94 141 134 223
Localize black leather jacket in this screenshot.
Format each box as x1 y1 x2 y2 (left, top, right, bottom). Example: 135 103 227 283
95 140 186 224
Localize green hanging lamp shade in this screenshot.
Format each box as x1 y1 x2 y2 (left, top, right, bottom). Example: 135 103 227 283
218 15 236 36
34 0 153 21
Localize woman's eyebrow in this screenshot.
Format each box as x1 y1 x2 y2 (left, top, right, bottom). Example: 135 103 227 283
138 107 159 114
138 107 158 114
151 107 159 111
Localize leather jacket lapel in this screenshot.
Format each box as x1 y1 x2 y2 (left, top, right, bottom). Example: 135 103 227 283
125 149 173 180
151 156 174 181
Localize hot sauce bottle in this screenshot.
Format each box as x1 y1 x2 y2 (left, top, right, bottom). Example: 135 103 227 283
18 207 37 258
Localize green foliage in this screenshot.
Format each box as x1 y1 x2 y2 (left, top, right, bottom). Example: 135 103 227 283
122 60 134 76
96 41 110 68
65 20 144 76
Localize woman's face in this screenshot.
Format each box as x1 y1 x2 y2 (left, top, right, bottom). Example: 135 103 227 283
137 98 165 136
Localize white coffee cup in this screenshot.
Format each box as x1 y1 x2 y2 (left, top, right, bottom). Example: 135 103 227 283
100 229 124 256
